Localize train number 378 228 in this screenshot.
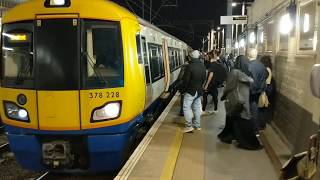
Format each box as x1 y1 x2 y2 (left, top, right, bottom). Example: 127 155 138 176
89 92 120 99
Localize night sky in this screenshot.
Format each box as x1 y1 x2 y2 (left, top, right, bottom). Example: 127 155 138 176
111 0 254 49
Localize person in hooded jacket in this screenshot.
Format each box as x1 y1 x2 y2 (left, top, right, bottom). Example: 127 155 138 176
218 55 263 150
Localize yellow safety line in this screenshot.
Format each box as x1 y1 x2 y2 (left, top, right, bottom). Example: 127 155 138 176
160 127 183 180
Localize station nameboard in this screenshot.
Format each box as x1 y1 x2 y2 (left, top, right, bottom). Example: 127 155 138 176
220 15 248 25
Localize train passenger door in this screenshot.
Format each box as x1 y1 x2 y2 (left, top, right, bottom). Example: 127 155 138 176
35 18 81 130
136 34 153 108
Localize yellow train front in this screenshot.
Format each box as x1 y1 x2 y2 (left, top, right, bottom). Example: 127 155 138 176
0 0 147 172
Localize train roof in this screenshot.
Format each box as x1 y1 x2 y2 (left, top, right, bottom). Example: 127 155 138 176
3 0 137 24
3 0 189 48
137 17 188 47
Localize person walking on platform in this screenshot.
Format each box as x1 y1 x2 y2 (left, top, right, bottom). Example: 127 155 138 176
218 55 263 150
177 55 191 116
203 50 227 114
182 50 206 133
247 48 268 132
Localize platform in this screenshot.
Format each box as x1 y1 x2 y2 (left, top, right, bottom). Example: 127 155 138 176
116 93 279 180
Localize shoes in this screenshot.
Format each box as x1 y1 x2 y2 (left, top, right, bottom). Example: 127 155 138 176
195 127 202 131
183 127 194 133
238 144 264 150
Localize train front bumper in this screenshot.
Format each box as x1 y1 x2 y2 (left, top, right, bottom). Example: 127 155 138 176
6 129 133 172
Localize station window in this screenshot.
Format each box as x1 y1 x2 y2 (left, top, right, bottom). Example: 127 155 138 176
266 20 274 52
279 14 289 51
83 20 124 89
257 28 265 53
299 0 317 51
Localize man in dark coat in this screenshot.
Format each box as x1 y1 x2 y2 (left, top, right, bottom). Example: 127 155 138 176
182 50 206 133
247 48 268 132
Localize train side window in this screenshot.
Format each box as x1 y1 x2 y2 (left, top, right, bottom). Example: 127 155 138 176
299 0 317 51
136 34 143 64
149 44 161 81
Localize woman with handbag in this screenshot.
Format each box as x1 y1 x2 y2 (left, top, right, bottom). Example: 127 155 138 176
218 55 263 150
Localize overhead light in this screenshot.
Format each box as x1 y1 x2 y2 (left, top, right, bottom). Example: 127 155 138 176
235 42 239 48
249 32 255 44
240 39 245 47
260 32 264 43
217 27 221 30
303 13 310 33
279 13 293 34
232 2 237 7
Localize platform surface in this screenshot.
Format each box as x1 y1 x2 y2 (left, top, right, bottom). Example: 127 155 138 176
127 94 278 180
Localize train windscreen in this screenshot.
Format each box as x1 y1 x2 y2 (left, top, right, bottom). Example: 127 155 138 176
81 20 124 89
2 22 34 89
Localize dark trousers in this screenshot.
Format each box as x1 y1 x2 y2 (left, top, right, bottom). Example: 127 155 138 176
250 94 261 131
202 87 218 111
218 116 262 150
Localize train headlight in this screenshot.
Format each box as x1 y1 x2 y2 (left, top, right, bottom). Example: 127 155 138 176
4 101 29 122
91 101 122 122
44 0 71 7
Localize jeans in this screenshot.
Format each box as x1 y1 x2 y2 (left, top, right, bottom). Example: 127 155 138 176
183 92 202 128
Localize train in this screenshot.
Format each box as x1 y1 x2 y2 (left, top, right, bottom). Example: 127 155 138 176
0 0 189 172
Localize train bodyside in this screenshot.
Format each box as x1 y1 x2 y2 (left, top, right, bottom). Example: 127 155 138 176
0 0 187 172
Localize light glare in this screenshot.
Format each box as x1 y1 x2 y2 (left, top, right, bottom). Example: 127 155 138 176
53 0 65 5
279 13 293 34
303 13 310 33
249 32 255 44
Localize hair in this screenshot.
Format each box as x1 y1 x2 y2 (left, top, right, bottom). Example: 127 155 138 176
247 48 258 59
260 55 272 70
234 55 251 76
208 50 221 59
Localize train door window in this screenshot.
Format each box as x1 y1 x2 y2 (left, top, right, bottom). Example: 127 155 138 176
299 0 317 51
158 45 164 76
266 20 274 52
182 49 187 64
169 47 174 71
149 44 161 81
136 34 143 64
174 50 178 69
141 36 151 84
83 20 124 89
2 22 34 89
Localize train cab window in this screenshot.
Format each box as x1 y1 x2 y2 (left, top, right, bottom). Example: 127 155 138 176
2 22 34 89
82 20 124 89
299 0 317 51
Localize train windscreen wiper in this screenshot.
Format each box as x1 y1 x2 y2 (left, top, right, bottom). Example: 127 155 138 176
82 51 109 86
14 50 33 85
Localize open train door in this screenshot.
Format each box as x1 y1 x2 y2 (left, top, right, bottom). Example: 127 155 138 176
161 39 171 99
